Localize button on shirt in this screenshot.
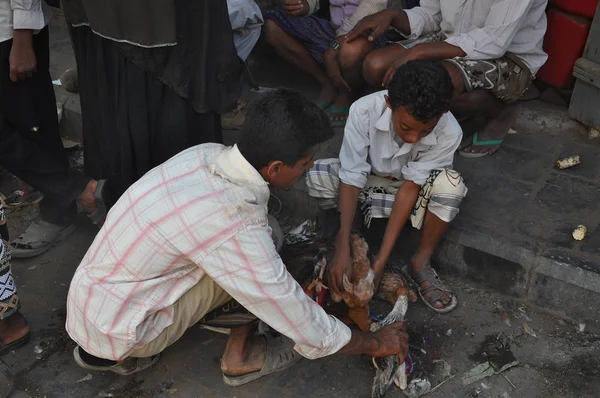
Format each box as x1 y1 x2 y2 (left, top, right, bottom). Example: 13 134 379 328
0 0 52 44
66 143 352 361
339 90 462 189
405 0 548 75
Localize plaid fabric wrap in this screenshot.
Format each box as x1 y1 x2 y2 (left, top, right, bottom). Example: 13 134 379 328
306 159 467 228
0 204 19 320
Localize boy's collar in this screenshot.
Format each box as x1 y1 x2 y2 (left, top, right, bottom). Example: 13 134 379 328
375 106 439 146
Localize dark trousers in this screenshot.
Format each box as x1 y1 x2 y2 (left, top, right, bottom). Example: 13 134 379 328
0 28 89 225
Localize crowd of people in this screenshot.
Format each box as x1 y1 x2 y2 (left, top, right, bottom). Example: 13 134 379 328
0 0 547 388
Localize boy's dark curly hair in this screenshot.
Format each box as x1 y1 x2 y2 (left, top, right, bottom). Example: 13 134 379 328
387 59 454 123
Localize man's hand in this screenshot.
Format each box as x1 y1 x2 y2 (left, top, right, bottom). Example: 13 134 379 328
323 47 351 93
9 30 37 82
328 235 353 300
371 322 409 359
346 10 395 43
282 0 310 17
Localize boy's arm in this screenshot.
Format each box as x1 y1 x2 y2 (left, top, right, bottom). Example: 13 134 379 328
329 102 372 298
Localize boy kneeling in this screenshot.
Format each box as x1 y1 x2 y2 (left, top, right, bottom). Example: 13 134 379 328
307 59 467 313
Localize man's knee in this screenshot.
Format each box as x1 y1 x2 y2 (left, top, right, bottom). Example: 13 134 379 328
442 61 466 97
338 38 372 70
363 52 389 87
306 158 341 198
263 19 283 48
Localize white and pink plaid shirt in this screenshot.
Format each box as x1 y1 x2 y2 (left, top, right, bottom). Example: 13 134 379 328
66 144 351 361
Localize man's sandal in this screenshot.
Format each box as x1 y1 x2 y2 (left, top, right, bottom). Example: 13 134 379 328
222 333 302 387
328 105 350 128
409 267 458 314
459 132 504 158
0 333 30 356
73 346 160 376
10 221 75 259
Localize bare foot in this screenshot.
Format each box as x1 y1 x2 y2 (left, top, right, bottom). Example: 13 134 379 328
221 325 267 376
0 311 29 347
326 91 354 124
316 83 337 107
77 179 98 214
461 105 516 156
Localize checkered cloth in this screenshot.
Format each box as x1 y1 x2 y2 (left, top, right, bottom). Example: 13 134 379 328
306 158 467 228
0 204 18 320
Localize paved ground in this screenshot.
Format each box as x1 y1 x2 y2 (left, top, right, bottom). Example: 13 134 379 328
1 9 600 398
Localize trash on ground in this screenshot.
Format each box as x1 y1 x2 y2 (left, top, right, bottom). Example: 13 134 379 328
446 329 453 336
507 128 518 135
578 323 586 333
589 127 600 139
572 225 587 241
555 155 581 170
97 392 114 398
501 311 512 327
0 190 44 208
52 79 62 86
57 101 64 123
33 344 47 360
403 378 431 398
462 360 519 386
284 219 318 245
77 373 93 383
523 323 537 338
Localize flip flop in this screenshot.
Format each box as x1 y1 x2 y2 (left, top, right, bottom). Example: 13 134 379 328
73 346 160 375
0 333 30 356
316 101 333 110
459 132 504 158
328 105 350 128
222 333 302 387
408 267 457 314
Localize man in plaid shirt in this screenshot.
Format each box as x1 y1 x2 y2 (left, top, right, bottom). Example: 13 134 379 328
66 89 408 385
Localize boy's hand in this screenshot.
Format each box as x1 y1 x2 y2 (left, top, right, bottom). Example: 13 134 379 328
10 30 36 82
328 235 352 300
324 47 351 92
346 10 395 43
282 0 310 16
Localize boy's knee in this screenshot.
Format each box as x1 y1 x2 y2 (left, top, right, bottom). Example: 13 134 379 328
363 52 388 87
431 169 467 199
338 38 372 70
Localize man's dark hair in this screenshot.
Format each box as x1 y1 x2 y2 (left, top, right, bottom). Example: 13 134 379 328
387 59 453 123
237 89 333 170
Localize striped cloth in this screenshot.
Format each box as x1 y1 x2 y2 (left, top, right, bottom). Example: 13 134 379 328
306 158 467 228
0 203 18 320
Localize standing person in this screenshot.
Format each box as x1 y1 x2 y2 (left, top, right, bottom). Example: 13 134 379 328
0 0 104 258
61 0 243 208
263 0 388 127
344 0 548 157
0 203 29 355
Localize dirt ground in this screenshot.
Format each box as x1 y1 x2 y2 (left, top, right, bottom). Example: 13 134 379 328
0 199 598 398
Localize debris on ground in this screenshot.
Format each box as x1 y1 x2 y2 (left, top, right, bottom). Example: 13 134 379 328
76 373 93 383
523 323 538 338
463 334 520 386
403 378 431 398
501 311 512 327
33 343 48 360
0 189 44 208
572 225 587 241
283 219 318 245
555 155 581 170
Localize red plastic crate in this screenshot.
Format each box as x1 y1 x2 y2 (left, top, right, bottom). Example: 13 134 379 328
552 0 599 19
537 9 592 88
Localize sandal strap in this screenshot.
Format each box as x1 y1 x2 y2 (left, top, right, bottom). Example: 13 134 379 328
412 267 454 295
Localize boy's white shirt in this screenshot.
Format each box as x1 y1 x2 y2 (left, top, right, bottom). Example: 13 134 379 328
338 90 463 189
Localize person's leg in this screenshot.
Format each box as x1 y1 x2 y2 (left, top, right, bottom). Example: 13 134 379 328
0 207 29 355
443 57 532 156
408 169 467 312
362 44 409 88
263 15 336 105
327 37 378 124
